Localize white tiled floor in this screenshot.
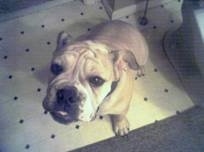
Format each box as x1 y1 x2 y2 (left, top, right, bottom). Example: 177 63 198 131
0 0 194 151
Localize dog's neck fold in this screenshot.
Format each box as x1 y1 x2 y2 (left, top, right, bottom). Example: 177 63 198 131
105 80 119 98
97 60 134 115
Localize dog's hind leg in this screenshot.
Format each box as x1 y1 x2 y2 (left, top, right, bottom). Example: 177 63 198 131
136 65 145 77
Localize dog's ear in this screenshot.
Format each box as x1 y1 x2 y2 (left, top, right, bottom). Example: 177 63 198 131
56 31 72 50
110 50 139 79
111 50 139 70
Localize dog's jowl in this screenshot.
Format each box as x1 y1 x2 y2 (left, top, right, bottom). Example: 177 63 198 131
43 20 148 136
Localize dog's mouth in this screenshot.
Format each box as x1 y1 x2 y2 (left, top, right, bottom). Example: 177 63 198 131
50 111 74 124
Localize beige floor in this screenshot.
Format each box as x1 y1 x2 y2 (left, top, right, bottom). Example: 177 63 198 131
0 0 194 151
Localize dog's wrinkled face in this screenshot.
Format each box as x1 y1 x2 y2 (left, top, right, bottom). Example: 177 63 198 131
43 35 116 123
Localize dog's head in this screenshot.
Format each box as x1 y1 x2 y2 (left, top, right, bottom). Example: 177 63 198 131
43 32 139 123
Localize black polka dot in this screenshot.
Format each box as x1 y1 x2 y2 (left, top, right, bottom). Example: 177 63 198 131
37 88 41 92
99 116 103 120
8 75 13 79
25 48 30 52
170 20 174 23
80 12 84 16
44 110 48 114
14 96 18 100
20 31 24 35
0 37 2 41
25 144 30 149
154 68 158 72
153 25 157 29
31 67 35 71
41 25 45 28
160 4 164 8
75 125 80 129
61 18 65 22
178 0 181 2
3 56 8 59
144 97 148 101
47 41 51 45
51 134 56 139
126 16 129 19
87 28 91 31
99 6 103 10
176 111 180 115
164 89 168 93
19 119 24 124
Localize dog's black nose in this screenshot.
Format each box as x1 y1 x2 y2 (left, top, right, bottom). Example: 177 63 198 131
57 86 78 105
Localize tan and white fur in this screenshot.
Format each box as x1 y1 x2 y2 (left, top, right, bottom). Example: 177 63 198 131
43 20 148 136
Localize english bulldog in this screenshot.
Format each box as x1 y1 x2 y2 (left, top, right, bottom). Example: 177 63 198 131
43 20 148 136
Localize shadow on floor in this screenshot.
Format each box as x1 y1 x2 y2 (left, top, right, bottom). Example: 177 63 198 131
72 106 204 152
0 0 53 14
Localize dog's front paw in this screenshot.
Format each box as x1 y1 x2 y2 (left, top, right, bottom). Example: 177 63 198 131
111 115 130 136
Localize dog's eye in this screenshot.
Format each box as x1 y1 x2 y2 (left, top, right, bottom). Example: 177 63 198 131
88 76 105 87
50 63 63 75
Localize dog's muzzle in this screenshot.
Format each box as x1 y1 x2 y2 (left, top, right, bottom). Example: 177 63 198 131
48 86 82 124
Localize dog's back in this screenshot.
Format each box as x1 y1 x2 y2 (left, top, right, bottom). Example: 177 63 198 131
77 20 149 66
